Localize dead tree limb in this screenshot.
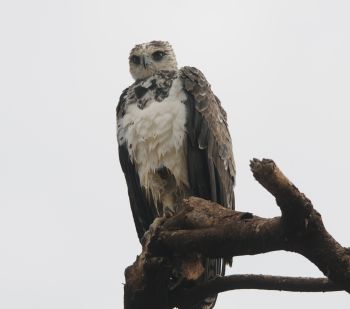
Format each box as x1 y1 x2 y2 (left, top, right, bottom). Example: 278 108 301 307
124 159 349 308
169 275 339 308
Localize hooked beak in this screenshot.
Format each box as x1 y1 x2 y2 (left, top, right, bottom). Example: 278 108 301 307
142 55 150 69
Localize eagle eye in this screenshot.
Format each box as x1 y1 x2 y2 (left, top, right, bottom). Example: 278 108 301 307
130 55 141 65
152 51 165 61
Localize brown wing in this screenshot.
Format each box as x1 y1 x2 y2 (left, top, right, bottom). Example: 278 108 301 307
180 66 235 210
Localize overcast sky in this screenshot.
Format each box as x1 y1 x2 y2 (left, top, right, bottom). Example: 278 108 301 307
0 0 349 308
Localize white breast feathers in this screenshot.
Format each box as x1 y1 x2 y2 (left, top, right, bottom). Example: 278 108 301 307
118 77 189 203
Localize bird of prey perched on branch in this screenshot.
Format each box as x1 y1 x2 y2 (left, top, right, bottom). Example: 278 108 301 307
117 41 235 309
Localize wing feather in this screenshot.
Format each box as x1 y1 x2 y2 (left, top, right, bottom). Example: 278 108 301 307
180 66 235 210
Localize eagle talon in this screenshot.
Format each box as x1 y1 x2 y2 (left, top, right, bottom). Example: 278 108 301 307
150 216 167 232
141 217 166 247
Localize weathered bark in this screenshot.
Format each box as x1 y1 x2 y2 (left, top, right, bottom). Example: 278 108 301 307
124 159 349 308
169 275 339 308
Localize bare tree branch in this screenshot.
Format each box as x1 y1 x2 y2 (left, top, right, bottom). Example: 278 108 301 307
124 158 350 308
250 158 350 292
169 275 340 308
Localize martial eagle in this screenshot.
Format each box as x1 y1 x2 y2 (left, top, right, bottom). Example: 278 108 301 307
117 41 235 309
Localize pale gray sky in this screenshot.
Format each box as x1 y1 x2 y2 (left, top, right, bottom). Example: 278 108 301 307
0 0 349 308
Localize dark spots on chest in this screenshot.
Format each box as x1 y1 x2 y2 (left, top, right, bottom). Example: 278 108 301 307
155 88 169 102
156 166 172 180
149 79 157 90
134 86 148 99
128 71 178 110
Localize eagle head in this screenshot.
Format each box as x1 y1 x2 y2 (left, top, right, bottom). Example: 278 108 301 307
129 41 178 80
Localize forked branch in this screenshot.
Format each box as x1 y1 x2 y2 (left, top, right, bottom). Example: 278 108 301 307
124 159 349 309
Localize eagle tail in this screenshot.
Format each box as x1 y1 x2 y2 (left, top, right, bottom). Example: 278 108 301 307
189 258 222 309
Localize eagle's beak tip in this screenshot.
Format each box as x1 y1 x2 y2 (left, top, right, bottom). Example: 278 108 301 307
142 55 149 69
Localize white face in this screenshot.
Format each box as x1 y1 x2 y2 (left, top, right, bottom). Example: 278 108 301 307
129 41 178 80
